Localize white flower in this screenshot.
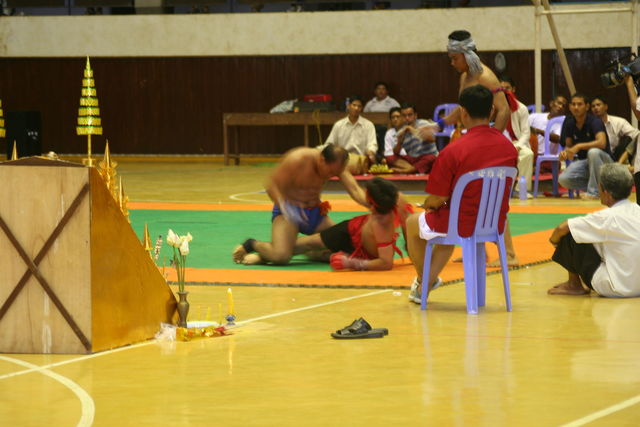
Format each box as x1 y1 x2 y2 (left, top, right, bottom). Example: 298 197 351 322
179 239 190 256
167 229 181 248
180 232 193 244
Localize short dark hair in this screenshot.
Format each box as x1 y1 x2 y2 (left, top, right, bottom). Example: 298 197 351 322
388 107 401 117
321 144 348 165
571 92 590 104
366 177 398 215
599 163 633 200
448 30 471 41
348 95 363 105
499 75 516 88
459 85 493 119
400 103 416 113
592 95 608 105
374 81 388 90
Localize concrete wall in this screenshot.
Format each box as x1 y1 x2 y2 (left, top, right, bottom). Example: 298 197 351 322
0 3 636 57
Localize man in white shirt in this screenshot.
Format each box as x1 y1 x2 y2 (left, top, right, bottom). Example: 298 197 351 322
383 107 407 158
529 95 568 155
323 96 377 174
548 163 640 297
363 82 401 113
499 76 534 196
591 95 640 161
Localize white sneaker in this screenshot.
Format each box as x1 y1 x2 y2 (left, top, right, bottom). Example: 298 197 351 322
431 277 444 291
408 277 421 304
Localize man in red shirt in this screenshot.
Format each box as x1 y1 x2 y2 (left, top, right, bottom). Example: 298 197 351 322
405 84 518 302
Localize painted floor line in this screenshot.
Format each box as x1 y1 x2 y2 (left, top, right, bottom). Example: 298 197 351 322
0 289 390 381
0 355 95 427
559 394 640 427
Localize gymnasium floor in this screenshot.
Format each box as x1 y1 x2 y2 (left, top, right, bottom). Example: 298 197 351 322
1 159 639 426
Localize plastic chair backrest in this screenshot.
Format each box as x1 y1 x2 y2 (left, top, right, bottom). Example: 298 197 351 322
542 115 565 156
527 104 546 114
445 166 518 240
432 103 459 136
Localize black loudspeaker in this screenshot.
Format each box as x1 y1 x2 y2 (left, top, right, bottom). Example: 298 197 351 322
6 111 42 158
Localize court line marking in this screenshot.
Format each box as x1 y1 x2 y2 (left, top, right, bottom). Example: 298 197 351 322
0 355 95 427
229 191 267 203
559 394 640 427
0 289 390 381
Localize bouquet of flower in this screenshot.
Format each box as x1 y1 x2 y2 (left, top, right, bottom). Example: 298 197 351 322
166 229 193 293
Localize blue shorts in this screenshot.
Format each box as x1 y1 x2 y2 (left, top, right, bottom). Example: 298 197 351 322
272 204 325 235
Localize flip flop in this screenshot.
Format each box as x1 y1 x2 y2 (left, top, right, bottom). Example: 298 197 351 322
331 317 388 339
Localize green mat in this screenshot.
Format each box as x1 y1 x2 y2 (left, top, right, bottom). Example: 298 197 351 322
129 210 579 271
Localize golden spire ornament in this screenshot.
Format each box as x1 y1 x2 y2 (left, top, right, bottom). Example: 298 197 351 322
98 140 118 198
0 99 5 139
11 141 17 160
76 57 103 167
118 176 130 222
143 223 153 258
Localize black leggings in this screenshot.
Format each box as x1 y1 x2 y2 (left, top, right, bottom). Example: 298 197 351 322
635 172 640 206
552 233 602 289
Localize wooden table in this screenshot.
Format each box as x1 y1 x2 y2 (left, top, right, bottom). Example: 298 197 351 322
222 112 389 165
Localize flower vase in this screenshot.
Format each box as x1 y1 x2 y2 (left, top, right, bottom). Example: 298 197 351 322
177 291 189 328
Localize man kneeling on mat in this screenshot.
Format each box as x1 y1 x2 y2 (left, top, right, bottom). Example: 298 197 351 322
548 163 640 297
293 177 413 271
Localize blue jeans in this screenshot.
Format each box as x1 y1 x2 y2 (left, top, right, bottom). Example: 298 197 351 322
558 148 612 196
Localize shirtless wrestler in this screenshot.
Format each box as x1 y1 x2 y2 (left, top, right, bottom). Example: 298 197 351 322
232 144 369 265
292 177 413 271
445 30 519 267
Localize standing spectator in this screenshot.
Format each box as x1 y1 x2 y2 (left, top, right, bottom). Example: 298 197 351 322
590 95 640 161
322 96 377 175
558 93 612 199
387 104 439 174
625 75 640 205
363 82 401 113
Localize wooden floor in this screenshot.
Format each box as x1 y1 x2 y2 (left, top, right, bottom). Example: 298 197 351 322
1 159 639 426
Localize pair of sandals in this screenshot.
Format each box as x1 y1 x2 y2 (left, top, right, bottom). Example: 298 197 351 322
331 317 388 339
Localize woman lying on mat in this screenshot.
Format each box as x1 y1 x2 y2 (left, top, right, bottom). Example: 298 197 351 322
295 177 413 271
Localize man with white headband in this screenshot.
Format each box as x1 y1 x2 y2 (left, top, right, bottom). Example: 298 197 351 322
444 30 510 133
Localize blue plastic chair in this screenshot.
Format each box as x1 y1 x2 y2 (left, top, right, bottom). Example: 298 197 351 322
420 166 518 314
533 115 565 198
527 104 546 114
432 103 459 139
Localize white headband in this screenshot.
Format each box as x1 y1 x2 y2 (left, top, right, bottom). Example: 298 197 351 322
447 37 483 75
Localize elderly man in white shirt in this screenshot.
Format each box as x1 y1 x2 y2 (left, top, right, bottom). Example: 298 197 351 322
499 76 534 196
591 95 640 161
548 163 640 297
363 82 401 113
323 95 377 175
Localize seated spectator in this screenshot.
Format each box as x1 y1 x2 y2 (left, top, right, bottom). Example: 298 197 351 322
385 103 439 174
558 93 613 199
617 133 637 173
548 163 640 297
529 94 568 155
321 95 377 175
382 107 407 160
293 177 413 271
403 85 517 303
363 81 401 113
590 95 640 161
499 76 534 197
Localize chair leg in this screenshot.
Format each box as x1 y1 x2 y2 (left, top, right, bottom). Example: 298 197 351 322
551 162 559 196
533 160 541 198
420 242 434 311
476 242 486 307
496 234 513 312
461 239 479 314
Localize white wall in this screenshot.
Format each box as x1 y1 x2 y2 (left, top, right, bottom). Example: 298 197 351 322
0 3 636 57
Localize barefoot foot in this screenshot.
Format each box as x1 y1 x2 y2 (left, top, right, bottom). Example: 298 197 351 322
487 256 519 268
547 281 590 295
232 245 247 264
242 253 263 265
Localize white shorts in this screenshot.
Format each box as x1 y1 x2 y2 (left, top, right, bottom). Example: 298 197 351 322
418 212 447 241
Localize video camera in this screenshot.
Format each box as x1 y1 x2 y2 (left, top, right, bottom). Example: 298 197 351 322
601 54 640 88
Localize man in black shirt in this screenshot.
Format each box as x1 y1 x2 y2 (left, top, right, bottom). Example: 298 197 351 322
558 93 612 198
